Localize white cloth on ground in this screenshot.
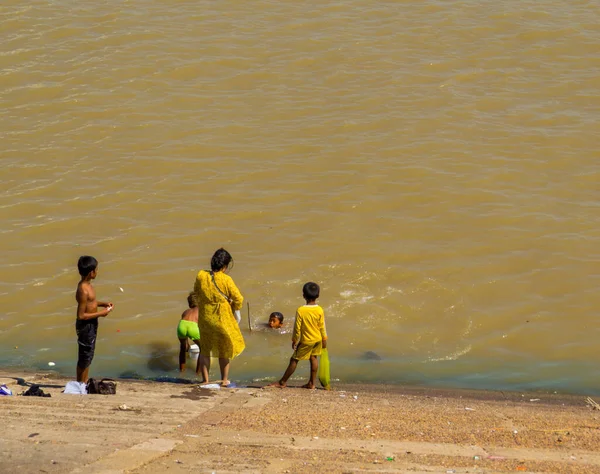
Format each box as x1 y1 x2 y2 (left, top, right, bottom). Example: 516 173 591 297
64 381 87 394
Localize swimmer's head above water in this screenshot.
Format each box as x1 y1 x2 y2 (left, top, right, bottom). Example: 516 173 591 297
268 312 284 329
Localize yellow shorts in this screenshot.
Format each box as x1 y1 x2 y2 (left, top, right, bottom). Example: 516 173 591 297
292 341 322 361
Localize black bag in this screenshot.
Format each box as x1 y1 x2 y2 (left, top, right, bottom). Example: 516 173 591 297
22 384 51 397
87 378 117 395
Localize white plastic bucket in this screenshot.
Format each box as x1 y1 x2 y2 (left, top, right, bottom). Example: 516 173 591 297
189 344 200 359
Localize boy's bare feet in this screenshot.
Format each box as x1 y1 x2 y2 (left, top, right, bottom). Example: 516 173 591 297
301 383 315 389
220 380 230 387
266 381 286 388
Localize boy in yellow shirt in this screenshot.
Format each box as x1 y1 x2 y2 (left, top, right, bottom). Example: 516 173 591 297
269 282 327 389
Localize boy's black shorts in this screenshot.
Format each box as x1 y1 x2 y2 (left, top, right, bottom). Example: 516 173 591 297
76 319 98 369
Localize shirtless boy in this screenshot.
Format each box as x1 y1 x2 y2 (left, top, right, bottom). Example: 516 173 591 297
177 292 201 374
75 256 113 383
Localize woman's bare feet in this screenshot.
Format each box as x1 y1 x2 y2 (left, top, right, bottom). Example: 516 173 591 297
301 383 315 389
220 380 230 387
266 381 286 388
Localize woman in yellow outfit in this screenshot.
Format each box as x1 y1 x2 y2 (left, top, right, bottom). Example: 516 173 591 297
193 248 245 386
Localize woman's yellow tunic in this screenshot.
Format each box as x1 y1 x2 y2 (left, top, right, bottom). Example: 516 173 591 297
193 270 245 359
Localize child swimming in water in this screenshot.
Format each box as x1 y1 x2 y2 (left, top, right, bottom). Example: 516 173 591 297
177 292 201 374
268 312 284 329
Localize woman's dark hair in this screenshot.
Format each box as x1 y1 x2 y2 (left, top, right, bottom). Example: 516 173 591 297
77 256 98 277
302 282 320 301
210 248 233 272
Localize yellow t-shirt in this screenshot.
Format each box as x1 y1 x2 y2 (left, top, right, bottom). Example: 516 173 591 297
292 304 327 345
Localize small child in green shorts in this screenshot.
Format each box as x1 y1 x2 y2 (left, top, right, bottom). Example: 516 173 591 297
177 292 201 374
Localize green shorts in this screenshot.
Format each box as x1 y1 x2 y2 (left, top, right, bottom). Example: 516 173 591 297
177 320 200 341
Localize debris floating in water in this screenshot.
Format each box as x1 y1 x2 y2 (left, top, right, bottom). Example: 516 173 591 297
361 351 382 361
48 362 56 366
119 287 124 292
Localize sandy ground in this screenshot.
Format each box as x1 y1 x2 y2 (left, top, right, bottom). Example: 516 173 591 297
1 371 600 473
